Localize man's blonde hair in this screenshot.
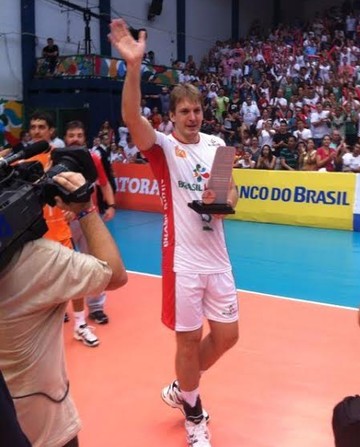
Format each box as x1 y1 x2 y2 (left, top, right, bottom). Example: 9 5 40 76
169 84 203 113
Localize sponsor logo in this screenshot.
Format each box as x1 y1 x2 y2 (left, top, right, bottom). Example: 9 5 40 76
178 164 209 191
178 180 204 191
160 179 169 248
175 145 187 158
115 177 159 195
238 185 350 206
222 304 237 317
208 138 219 146
193 164 210 182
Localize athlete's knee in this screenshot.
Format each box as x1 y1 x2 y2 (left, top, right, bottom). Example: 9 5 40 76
176 329 202 355
211 322 239 353
222 327 239 351
227 328 239 350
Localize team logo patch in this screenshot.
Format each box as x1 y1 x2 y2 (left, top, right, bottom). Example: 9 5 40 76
208 138 219 146
222 304 237 317
193 164 210 182
175 146 187 158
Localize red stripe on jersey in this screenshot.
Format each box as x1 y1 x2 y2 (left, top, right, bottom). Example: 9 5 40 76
145 144 176 330
162 270 176 330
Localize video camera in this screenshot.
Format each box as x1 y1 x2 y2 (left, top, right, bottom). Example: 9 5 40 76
0 142 97 269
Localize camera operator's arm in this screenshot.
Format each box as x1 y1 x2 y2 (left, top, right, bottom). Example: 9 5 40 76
53 172 127 290
0 148 11 158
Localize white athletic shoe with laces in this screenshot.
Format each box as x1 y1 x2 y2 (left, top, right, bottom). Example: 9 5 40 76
161 380 210 422
185 417 211 447
74 324 99 347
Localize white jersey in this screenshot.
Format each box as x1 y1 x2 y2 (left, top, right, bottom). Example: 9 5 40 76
147 131 232 274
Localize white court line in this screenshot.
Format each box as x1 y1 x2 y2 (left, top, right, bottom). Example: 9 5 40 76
127 270 357 312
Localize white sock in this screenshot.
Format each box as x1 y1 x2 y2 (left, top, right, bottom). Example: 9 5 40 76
181 388 199 408
74 311 86 330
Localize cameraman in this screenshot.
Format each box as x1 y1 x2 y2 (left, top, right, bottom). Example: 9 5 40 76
0 170 127 447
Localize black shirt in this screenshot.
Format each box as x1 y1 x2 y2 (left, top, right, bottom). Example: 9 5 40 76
42 44 59 62
0 371 31 446
272 132 292 157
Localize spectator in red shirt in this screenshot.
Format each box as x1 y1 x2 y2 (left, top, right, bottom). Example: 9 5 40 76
316 134 337 171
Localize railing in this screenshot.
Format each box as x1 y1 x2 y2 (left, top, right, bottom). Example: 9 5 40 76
35 55 180 86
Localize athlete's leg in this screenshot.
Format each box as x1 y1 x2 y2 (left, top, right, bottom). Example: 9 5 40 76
175 327 203 392
199 320 239 372
70 220 108 319
67 223 100 345
87 293 106 313
200 271 239 371
72 298 85 314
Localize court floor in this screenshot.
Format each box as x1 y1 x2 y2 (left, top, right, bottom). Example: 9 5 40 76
106 210 360 308
64 211 360 447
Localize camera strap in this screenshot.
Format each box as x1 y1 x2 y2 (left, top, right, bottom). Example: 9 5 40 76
11 380 70 404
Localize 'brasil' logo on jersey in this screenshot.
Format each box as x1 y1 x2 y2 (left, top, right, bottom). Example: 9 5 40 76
178 164 210 191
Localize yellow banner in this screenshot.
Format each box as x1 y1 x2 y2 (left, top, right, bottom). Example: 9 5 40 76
231 170 356 230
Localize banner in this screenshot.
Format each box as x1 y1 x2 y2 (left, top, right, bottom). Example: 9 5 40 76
112 163 162 212
112 164 360 231
231 170 356 231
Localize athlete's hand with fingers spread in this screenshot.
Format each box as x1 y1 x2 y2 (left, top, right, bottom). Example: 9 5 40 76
108 19 147 66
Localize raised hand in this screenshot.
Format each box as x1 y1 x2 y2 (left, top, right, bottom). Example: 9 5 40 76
108 18 147 66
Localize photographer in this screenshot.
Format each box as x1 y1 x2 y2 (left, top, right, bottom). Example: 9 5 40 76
0 171 128 447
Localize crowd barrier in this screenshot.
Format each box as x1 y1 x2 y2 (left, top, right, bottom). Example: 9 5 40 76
112 162 360 231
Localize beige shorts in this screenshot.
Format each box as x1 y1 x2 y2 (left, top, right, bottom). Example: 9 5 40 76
163 270 238 332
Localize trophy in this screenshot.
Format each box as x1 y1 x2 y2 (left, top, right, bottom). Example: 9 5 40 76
188 146 236 215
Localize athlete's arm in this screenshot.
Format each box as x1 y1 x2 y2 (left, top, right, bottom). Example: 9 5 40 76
109 19 156 152
212 176 238 220
227 176 238 209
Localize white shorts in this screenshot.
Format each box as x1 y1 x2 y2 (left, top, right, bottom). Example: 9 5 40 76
162 270 238 332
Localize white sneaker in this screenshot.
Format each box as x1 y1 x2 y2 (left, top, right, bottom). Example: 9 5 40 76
185 417 211 446
74 324 100 347
161 380 210 422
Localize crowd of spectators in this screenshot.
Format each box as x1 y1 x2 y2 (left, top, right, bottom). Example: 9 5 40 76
108 3 360 174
